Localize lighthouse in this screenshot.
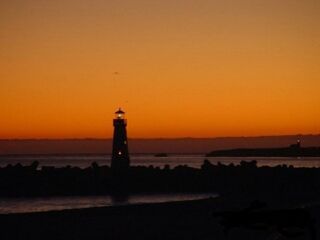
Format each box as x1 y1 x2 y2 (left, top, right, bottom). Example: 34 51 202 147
111 108 130 171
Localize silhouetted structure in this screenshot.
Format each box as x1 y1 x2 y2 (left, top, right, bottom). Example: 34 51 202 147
111 108 130 172
290 139 301 149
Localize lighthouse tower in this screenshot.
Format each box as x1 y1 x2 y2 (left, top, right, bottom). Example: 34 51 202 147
111 108 130 171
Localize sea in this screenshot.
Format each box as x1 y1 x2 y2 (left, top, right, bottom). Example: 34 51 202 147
1 154 320 169
1 154 320 214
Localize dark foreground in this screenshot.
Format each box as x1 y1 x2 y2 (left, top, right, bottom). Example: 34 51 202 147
0 197 319 240
2 160 320 239
2 160 320 197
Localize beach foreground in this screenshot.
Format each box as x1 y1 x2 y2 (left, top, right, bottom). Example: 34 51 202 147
0 197 319 240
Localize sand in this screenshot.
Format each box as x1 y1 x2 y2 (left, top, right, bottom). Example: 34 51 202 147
0 196 319 240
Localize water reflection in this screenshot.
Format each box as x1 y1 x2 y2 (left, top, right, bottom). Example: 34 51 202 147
0 193 217 214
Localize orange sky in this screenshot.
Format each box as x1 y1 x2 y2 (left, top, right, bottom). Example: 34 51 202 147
1 0 319 138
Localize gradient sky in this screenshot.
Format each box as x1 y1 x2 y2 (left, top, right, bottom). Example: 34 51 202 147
1 0 319 138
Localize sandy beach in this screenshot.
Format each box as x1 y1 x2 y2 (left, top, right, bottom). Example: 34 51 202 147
0 196 319 240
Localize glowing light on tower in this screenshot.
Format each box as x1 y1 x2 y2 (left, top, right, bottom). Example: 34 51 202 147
111 108 130 171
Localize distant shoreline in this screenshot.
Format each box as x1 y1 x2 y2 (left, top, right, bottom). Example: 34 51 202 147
206 144 320 157
1 134 320 155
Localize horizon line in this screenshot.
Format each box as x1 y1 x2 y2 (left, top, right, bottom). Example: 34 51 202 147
0 133 319 141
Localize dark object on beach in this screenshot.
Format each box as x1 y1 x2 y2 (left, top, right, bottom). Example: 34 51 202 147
213 202 316 239
154 153 168 157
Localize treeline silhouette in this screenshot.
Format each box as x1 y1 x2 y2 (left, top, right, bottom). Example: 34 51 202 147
1 160 320 200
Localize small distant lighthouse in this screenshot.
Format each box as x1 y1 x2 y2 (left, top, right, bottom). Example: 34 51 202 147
111 108 130 171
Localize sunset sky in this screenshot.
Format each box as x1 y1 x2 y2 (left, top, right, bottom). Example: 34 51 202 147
1 0 319 138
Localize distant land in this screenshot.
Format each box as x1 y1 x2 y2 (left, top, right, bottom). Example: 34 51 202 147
206 140 320 157
0 135 319 155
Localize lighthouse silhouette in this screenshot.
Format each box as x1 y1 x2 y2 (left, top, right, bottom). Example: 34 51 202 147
111 108 130 171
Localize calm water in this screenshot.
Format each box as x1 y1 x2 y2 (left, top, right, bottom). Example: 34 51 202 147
0 193 217 214
1 154 320 169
